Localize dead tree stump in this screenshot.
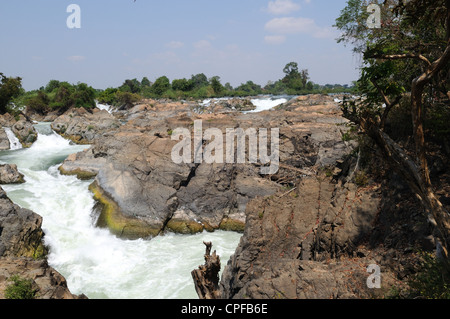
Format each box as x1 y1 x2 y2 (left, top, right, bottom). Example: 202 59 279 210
191 241 221 299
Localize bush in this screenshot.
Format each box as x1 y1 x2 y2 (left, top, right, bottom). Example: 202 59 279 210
115 91 141 109
408 252 450 299
5 275 36 299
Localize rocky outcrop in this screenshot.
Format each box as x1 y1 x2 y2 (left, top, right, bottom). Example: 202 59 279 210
0 257 87 299
219 170 428 299
0 113 38 149
0 188 46 259
11 119 37 148
0 186 84 299
51 107 120 144
0 164 25 184
57 95 354 240
0 128 10 151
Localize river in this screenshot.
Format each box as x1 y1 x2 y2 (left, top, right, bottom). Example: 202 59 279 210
0 122 242 299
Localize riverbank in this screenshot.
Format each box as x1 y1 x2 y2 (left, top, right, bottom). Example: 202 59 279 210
0 93 442 299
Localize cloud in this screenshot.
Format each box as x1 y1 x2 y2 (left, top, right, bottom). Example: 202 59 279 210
193 40 212 50
264 35 287 45
67 55 86 62
265 17 336 38
166 41 184 49
266 0 301 15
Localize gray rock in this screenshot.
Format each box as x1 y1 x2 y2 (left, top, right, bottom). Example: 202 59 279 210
0 164 25 184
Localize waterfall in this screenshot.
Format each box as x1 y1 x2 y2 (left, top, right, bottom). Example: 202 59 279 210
4 127 22 150
0 122 241 299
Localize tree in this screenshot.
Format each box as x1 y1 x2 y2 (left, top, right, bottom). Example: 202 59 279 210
210 76 224 95
190 73 209 89
120 79 141 94
283 62 300 78
172 78 194 92
26 91 50 115
282 62 310 91
336 0 450 266
141 77 151 88
151 76 171 96
44 80 61 93
0 73 22 114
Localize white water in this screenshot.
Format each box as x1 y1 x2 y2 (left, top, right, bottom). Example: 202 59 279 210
248 97 288 113
4 127 23 150
96 102 113 113
201 96 289 113
0 123 241 299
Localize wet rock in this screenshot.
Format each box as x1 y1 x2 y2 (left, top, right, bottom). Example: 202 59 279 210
0 186 84 299
0 128 10 151
11 119 38 148
0 164 25 184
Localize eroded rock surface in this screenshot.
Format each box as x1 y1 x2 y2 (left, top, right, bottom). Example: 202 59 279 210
0 186 85 299
57 95 353 239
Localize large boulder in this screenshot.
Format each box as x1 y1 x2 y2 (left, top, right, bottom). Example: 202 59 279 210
51 107 120 144
0 164 25 184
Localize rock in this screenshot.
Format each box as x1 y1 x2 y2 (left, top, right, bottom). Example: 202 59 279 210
58 94 354 239
51 108 120 144
11 119 38 148
0 188 47 259
0 257 87 299
219 175 393 299
0 128 10 151
0 164 25 184
0 186 83 299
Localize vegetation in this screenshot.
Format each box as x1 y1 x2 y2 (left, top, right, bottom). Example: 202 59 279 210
95 63 356 107
336 0 450 273
20 80 97 115
5 275 36 300
3 61 355 115
408 252 450 299
0 73 23 114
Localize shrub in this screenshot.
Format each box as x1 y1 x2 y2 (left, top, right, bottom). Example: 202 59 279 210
5 275 36 299
408 252 450 299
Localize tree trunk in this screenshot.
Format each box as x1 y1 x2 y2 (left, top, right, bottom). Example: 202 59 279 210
191 241 221 299
360 116 450 263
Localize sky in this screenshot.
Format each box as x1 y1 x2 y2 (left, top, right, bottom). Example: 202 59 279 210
0 0 361 91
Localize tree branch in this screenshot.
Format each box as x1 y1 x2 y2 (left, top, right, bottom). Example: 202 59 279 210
368 53 432 67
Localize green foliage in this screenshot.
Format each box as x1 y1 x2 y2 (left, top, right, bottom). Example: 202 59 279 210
408 252 450 299
26 80 96 114
115 91 141 109
141 77 151 88
26 91 51 115
5 275 36 300
210 76 224 95
119 78 141 94
0 73 22 114
151 76 171 96
354 170 369 187
97 88 119 105
172 78 194 92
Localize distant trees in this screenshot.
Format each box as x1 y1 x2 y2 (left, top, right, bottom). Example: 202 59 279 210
281 62 310 92
0 73 22 114
26 80 96 115
8 60 355 116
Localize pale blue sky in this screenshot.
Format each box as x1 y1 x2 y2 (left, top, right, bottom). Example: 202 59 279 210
0 0 360 91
